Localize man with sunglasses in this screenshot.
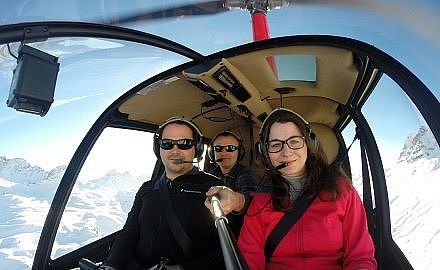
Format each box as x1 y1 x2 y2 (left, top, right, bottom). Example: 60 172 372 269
209 131 259 192
103 117 225 270
206 131 259 236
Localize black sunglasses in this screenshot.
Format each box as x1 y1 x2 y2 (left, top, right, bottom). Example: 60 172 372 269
213 145 239 153
160 138 194 150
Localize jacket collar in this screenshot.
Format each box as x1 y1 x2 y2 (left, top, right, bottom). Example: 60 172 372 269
154 166 199 189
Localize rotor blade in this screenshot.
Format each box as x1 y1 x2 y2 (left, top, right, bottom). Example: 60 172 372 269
290 0 440 46
106 0 228 25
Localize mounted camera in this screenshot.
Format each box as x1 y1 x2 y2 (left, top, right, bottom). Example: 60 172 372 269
7 44 59 116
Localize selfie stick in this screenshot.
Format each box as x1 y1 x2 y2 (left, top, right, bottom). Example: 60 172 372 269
210 195 246 270
78 258 100 270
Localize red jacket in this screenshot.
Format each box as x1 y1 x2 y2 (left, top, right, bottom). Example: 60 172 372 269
238 179 377 270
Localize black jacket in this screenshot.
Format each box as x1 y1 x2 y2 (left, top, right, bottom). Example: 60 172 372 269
106 167 225 270
209 163 259 194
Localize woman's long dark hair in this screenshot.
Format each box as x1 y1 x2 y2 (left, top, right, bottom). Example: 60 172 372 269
259 110 348 212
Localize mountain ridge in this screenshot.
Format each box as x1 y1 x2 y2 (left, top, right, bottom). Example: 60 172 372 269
398 126 440 163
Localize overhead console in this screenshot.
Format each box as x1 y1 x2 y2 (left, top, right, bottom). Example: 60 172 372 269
183 58 273 123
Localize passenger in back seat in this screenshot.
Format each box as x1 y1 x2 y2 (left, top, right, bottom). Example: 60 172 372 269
206 131 259 236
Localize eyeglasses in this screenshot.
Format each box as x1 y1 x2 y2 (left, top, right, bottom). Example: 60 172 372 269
160 138 194 150
213 145 239 153
266 136 305 153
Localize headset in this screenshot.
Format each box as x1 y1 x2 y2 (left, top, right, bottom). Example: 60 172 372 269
208 131 246 162
257 108 318 169
153 116 204 161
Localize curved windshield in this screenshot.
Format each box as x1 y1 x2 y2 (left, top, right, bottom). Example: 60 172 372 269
343 74 440 270
0 37 189 269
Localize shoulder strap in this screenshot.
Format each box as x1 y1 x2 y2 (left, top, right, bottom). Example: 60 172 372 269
159 181 194 257
264 194 317 259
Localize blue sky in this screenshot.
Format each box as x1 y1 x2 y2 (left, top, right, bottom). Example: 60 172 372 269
0 0 438 171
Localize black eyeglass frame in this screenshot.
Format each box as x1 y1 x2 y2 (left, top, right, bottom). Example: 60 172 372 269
159 138 195 150
213 145 239 153
266 135 306 153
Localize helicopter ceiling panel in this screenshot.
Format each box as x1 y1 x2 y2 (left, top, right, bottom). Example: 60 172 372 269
225 45 359 105
119 44 358 137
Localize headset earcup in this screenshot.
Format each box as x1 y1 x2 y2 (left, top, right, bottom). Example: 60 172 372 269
257 138 272 169
238 145 246 161
196 141 204 161
257 141 263 158
207 145 214 161
310 131 319 148
153 134 160 159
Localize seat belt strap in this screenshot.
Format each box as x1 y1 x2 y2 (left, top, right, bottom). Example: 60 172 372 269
358 128 376 242
264 194 316 259
159 181 194 257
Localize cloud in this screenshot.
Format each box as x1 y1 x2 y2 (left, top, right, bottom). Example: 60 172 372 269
52 92 105 108
313 0 440 46
0 112 19 124
0 93 104 125
58 38 123 50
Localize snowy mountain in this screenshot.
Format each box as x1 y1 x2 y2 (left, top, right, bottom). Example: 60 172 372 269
351 126 440 270
0 158 145 270
0 126 439 269
398 126 440 163
385 126 440 270
0 156 62 185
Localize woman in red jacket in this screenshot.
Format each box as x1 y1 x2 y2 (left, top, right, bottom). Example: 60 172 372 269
237 108 377 270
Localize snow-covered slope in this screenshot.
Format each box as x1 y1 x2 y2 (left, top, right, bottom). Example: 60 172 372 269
387 126 440 270
0 158 144 269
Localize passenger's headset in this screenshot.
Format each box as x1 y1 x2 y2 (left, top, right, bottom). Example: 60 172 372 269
153 116 204 161
208 131 246 162
257 108 318 169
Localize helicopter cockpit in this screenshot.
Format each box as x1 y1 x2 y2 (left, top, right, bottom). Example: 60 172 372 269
1 1 439 270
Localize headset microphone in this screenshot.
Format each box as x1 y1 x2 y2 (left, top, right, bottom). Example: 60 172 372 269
172 159 198 164
275 163 288 170
215 158 224 163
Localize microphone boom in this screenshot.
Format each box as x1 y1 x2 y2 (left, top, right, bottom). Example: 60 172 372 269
172 159 198 164
275 163 288 170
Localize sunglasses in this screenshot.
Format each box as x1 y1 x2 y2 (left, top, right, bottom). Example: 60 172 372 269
213 145 239 153
160 138 194 150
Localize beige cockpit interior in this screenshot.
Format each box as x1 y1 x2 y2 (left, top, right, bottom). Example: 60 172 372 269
118 45 362 166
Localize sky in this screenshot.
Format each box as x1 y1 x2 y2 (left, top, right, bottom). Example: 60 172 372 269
0 0 439 174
